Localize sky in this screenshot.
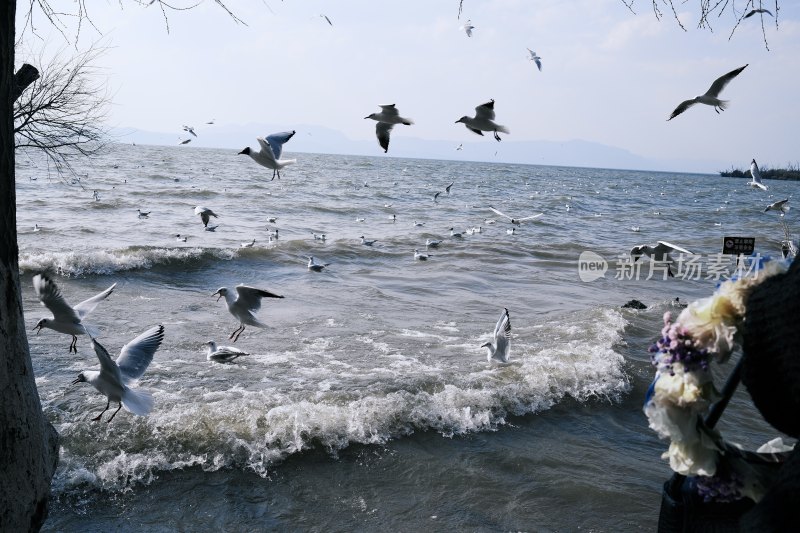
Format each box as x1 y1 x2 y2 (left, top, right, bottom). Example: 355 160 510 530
14 1 800 172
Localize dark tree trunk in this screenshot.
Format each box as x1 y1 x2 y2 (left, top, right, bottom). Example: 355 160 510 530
0 2 59 531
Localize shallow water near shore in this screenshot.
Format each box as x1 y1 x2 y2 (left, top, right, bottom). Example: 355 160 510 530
16 144 794 531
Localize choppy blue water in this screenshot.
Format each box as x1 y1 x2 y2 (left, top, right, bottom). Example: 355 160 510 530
16 144 795 531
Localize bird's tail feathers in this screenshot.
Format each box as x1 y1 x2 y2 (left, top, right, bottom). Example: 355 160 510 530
278 159 297 167
122 387 154 416
496 125 510 134
717 100 729 111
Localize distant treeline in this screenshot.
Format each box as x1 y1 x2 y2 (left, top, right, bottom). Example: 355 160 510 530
720 163 800 181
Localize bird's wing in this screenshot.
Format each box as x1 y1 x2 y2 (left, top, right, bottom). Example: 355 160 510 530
493 308 511 362
376 122 395 153
116 324 165 381
517 213 544 222
465 126 484 136
379 104 399 117
32 274 80 323
265 130 296 160
488 206 513 221
668 99 697 120
657 241 693 255
322 14 333 25
534 57 542 71
475 100 496 121
446 181 454 192
91 337 123 380
256 137 278 163
775 199 790 208
235 285 284 312
433 191 441 201
201 212 210 225
752 181 768 191
73 283 117 320
705 64 748 98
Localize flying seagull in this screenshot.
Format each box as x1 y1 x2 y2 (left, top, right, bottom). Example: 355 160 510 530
33 274 116 354
481 308 511 364
364 104 414 153
527 48 542 71
179 138 192 145
456 100 510 141
744 8 773 18
212 285 284 342
182 125 197 137
239 130 297 180
460 19 475 37
668 64 748 120
204 340 249 363
630 241 693 277
194 206 219 227
446 181 454 194
488 205 543 225
320 14 333 25
73 324 165 423
765 199 790 215
749 159 768 190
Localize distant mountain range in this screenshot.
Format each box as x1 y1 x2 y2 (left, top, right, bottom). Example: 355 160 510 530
111 123 718 174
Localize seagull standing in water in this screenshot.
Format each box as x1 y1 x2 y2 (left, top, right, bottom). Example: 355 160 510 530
481 308 511 364
526 48 542 71
749 159 768 190
630 241 693 277
72 324 165 423
238 131 297 180
667 64 748 120
413 249 429 261
204 340 249 363
307 256 330 272
212 285 284 342
765 199 790 215
364 105 414 153
32 274 116 354
456 100 509 141
194 206 219 227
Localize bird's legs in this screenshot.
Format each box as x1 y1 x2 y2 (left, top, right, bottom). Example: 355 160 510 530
229 324 244 341
92 400 110 421
271 168 281 180
106 402 123 423
70 335 78 354
493 131 501 141
232 325 246 342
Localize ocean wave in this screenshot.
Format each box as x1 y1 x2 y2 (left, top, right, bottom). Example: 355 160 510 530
19 246 237 277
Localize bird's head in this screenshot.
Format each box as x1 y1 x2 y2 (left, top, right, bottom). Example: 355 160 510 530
480 342 492 349
212 287 228 301
630 246 644 262
71 372 87 385
33 318 47 333
455 116 468 124
204 340 217 351
238 147 251 156
364 113 377 120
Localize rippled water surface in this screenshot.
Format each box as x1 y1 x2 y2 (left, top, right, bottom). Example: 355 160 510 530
15 144 795 531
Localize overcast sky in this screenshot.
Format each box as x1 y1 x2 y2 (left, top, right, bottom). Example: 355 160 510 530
15 1 800 170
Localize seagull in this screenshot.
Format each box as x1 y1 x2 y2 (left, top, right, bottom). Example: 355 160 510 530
33 274 116 354
506 227 516 235
765 199 790 215
433 191 442 203
360 236 377 246
456 100 510 141
749 159 768 190
413 221 425 227
426 239 440 248
744 8 773 18
212 285 284 342
449 227 463 238
630 241 693 277
239 131 297 180
178 138 192 145
320 14 333 25
526 48 542 71
33 223 41 232
307 256 330 272
446 182 454 195
312 233 327 241
194 206 219 227
355 217 366 222
667 64 748 120
73 325 163 423
93 190 100 201
241 239 256 248
631 226 641 232
481 308 511 364
182 125 197 137
456 143 463 151
205 224 219 232
460 19 475 37
488 206 543 225
204 340 249 363
137 209 150 218
176 234 188 242
414 249 429 261
205 119 216 125
364 105 414 153
267 217 278 223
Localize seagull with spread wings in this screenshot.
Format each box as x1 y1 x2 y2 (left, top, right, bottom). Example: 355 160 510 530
481 308 511 364
238 130 297 180
527 48 542 71
749 159 769 191
487 205 543 225
73 325 165 423
364 104 414 153
212 285 284 342
668 65 748 120
456 99 510 141
194 206 218 227
765 198 790 215
630 241 693 277
32 274 116 353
